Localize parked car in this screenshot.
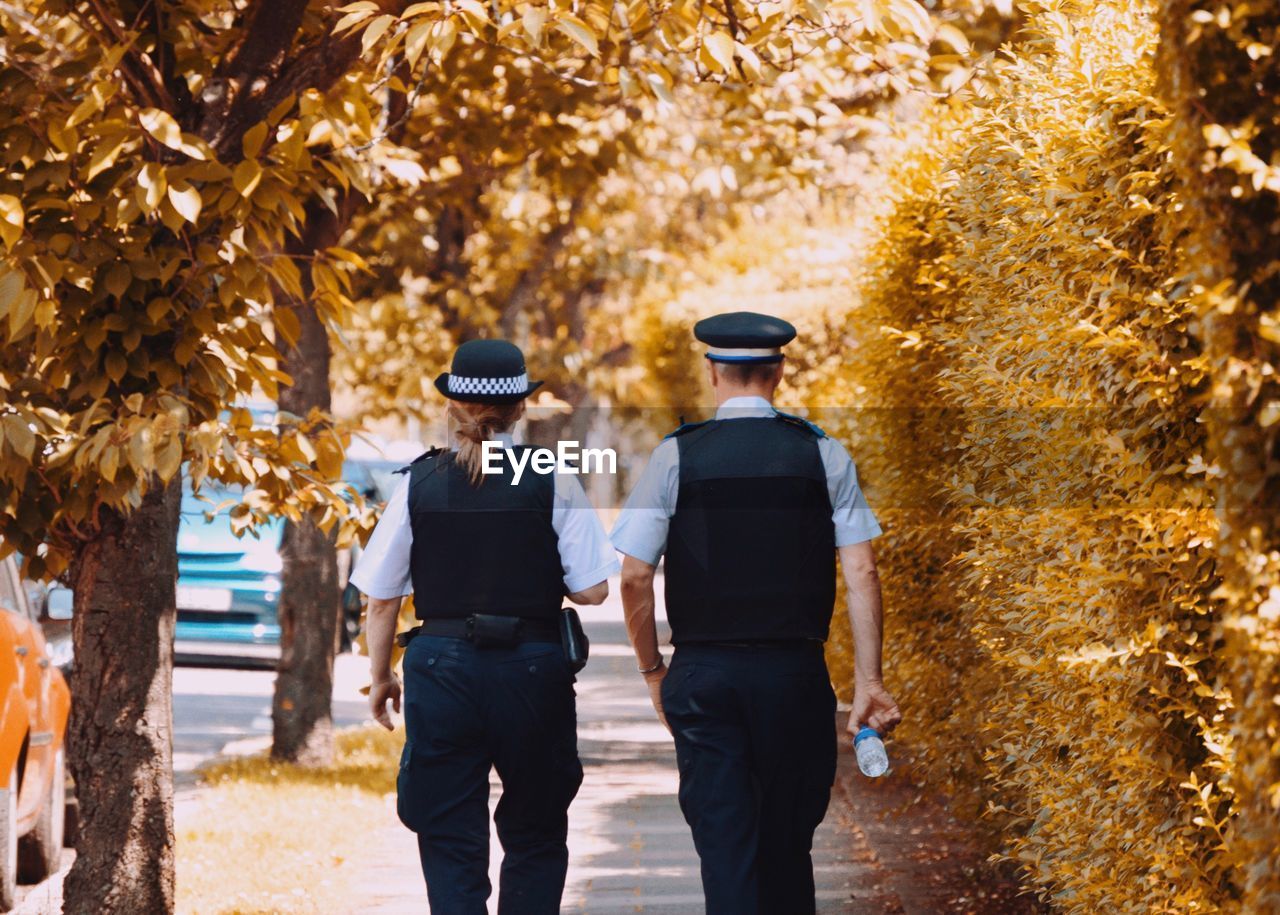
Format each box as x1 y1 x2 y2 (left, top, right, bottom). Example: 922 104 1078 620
174 477 286 668
18 577 72 677
174 438 414 665
0 550 70 910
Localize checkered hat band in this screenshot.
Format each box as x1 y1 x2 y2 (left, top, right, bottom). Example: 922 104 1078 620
448 372 529 395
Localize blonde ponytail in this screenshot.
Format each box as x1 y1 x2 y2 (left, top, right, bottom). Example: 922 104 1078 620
448 400 525 485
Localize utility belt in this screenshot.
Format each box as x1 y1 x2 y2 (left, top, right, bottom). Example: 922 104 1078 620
677 637 825 657
397 609 590 672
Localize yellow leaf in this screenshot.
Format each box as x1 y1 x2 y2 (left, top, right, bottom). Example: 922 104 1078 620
4 416 35 462
333 8 377 35
702 32 736 74
274 305 302 346
139 108 183 150
233 159 263 197
104 262 131 298
86 132 127 180
242 122 269 159
644 70 674 104
361 14 396 55
404 20 433 68
168 183 203 224
129 425 153 471
555 15 598 56
455 0 489 27
619 67 637 97
156 437 182 482
0 195 23 250
889 0 931 39
297 433 319 464
735 41 762 79
6 286 36 342
137 163 167 213
934 22 970 54
523 6 548 45
105 351 128 383
100 445 119 483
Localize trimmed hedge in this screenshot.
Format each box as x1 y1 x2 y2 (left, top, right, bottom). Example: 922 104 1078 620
808 0 1278 909
1158 1 1280 909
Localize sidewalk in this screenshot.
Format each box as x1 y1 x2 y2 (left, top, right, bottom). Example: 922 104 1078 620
356 600 1040 914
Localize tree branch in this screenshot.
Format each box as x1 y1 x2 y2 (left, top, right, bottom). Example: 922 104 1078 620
217 0 311 89
82 0 176 110
207 27 366 159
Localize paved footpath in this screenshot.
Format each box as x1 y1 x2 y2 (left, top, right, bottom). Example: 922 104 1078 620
359 589 1041 914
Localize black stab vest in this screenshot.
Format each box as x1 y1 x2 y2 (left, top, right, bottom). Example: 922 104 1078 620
406 448 563 620
664 416 836 643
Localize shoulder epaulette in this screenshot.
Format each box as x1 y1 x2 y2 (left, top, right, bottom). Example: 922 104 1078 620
774 410 827 438
395 445 445 474
663 418 712 440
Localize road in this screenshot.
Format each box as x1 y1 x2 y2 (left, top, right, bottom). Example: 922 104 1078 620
172 653 371 787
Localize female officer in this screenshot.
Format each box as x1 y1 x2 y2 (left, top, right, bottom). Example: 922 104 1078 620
350 339 619 915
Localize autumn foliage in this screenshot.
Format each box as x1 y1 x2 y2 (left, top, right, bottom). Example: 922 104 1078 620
797 0 1279 910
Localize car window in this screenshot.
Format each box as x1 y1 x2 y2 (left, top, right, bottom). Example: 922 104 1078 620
0 557 25 616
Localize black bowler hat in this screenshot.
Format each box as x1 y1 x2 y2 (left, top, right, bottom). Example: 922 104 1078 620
434 339 544 404
694 311 796 364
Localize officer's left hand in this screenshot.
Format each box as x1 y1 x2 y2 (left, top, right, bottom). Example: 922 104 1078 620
370 674 402 731
849 681 901 736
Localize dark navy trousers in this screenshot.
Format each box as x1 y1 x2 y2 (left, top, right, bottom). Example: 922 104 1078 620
662 641 838 915
397 634 583 915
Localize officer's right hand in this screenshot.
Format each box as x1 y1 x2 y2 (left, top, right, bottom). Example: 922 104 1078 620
850 680 901 736
644 666 671 733
370 674 402 731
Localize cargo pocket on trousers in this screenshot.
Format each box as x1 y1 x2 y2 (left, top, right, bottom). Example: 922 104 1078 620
396 740 425 833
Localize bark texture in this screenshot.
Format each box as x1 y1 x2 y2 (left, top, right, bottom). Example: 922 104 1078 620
63 480 180 915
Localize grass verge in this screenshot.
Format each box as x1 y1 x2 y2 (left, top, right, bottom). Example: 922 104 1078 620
176 724 405 915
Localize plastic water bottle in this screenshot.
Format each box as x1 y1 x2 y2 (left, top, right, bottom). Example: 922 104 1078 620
854 726 889 777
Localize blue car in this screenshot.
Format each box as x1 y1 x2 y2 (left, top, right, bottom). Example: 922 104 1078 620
174 478 286 667
174 448 409 667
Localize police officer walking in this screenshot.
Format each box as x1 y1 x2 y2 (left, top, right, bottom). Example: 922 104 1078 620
351 339 619 915
612 312 902 914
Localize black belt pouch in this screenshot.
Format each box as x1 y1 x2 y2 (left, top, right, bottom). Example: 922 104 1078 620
468 613 523 648
560 607 589 673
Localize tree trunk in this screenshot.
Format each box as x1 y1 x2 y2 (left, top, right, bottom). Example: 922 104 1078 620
525 279 599 448
270 199 349 765
63 479 180 915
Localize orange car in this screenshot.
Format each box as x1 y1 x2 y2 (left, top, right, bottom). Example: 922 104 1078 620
0 550 70 911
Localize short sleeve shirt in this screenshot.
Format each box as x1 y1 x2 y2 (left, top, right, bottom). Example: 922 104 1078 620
610 396 882 565
350 433 620 600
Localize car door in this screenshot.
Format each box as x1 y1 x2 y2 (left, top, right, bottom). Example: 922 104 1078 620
0 558 49 824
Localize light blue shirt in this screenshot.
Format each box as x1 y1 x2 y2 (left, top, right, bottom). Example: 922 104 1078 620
610 396 882 565
350 432 620 600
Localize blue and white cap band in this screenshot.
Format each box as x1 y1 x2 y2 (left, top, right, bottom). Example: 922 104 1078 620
706 346 783 363
447 372 529 395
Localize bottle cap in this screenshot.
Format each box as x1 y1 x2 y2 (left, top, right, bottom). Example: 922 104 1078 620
854 725 879 743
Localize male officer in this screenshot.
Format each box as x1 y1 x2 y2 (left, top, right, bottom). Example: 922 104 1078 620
352 339 619 914
611 311 901 914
